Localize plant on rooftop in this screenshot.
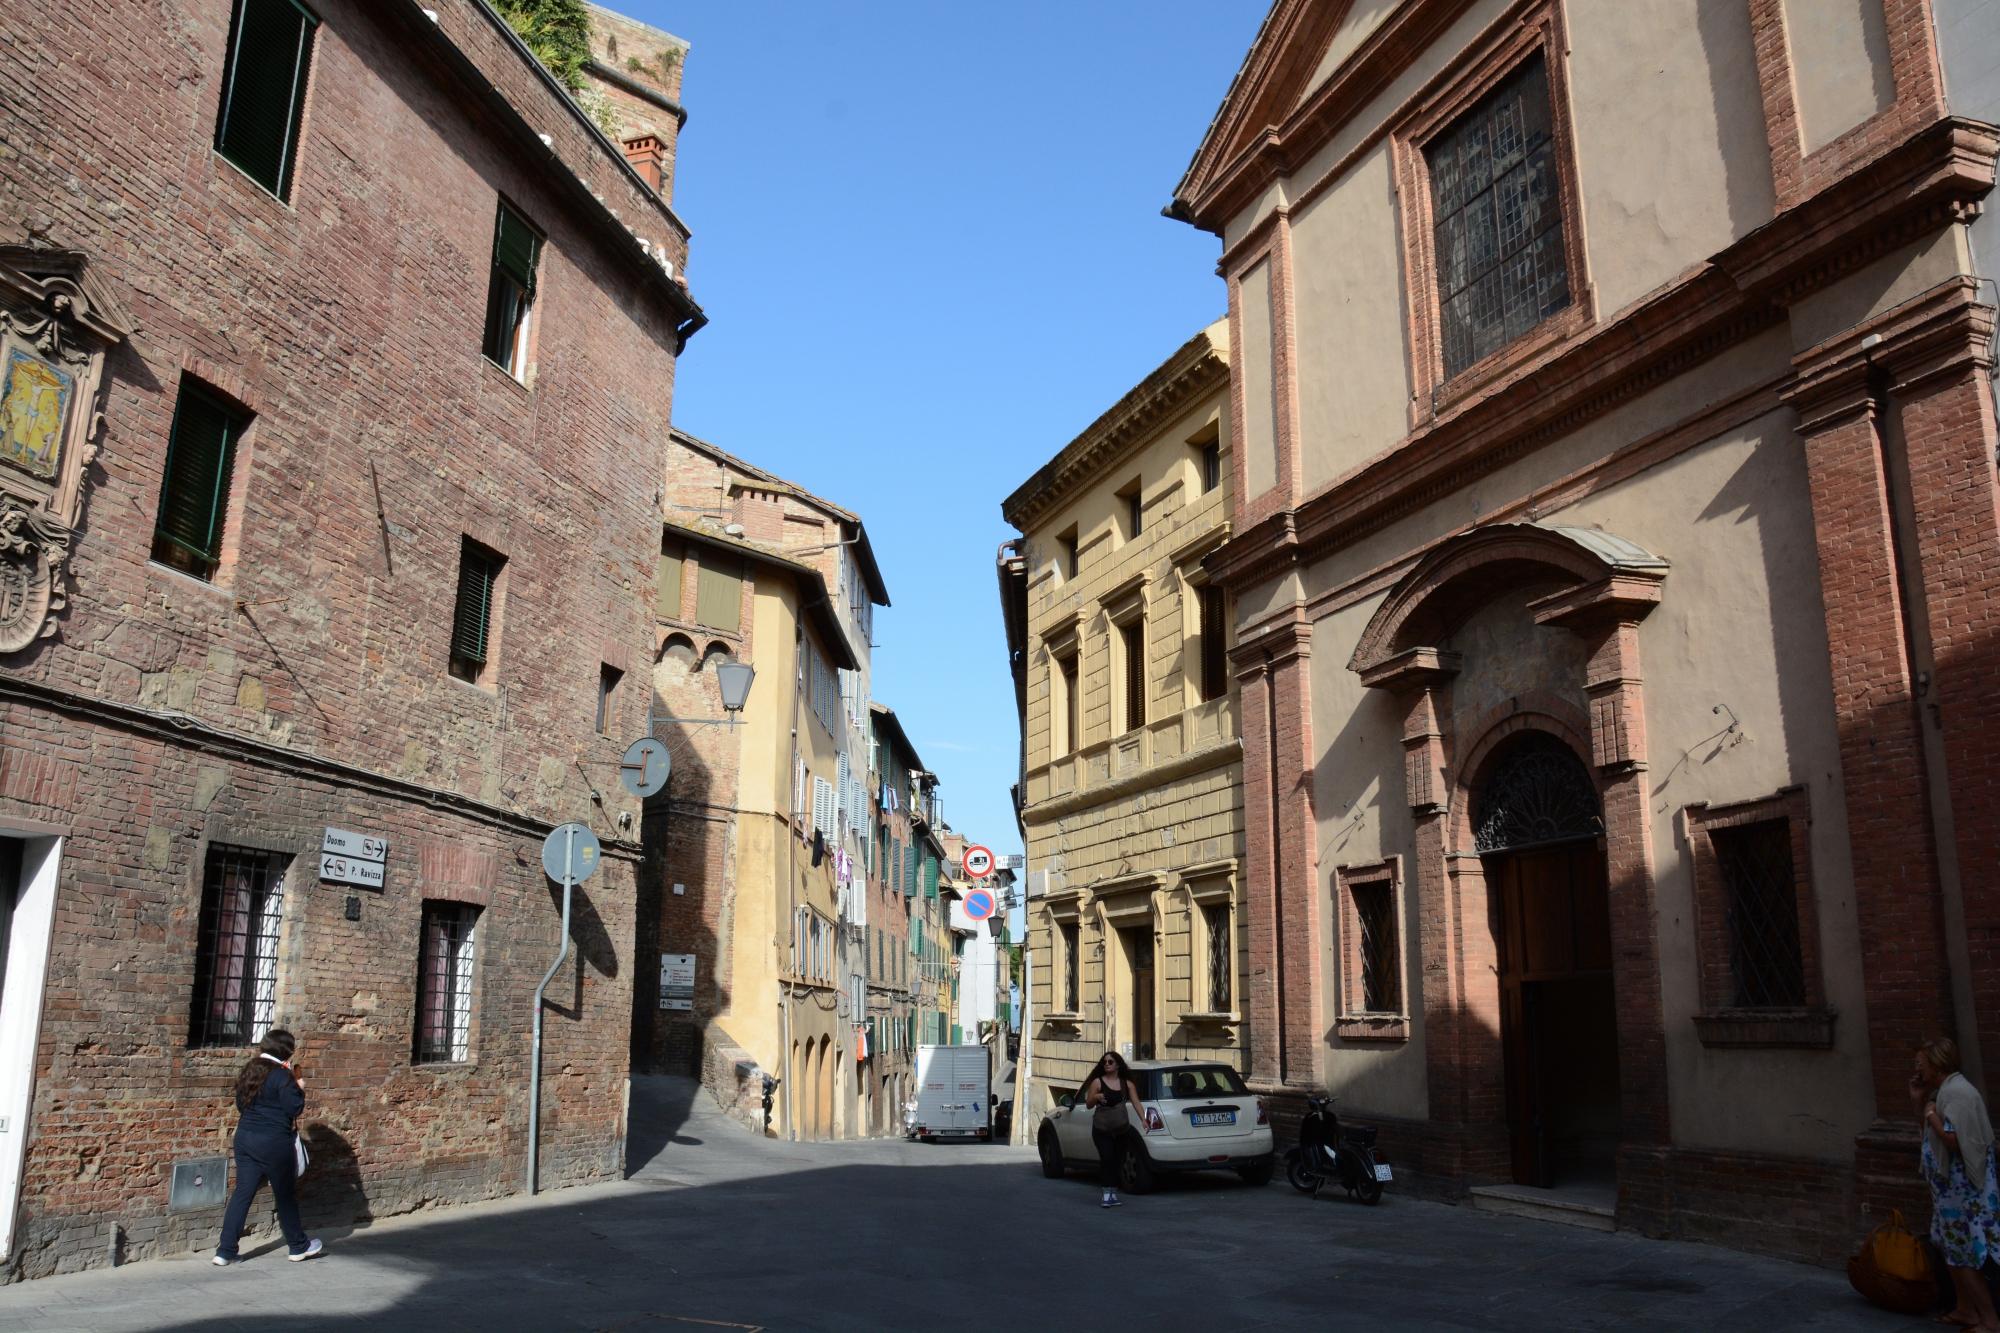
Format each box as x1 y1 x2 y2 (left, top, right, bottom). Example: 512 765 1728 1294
494 0 593 93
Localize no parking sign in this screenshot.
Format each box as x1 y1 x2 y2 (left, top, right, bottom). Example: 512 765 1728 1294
962 887 997 921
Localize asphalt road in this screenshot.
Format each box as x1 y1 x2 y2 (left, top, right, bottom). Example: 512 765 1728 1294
0 1077 1908 1331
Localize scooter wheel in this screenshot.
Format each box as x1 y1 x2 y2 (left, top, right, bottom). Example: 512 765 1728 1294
1285 1150 1316 1194
1356 1173 1384 1205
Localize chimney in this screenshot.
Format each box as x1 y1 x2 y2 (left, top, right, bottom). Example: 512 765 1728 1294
622 135 664 193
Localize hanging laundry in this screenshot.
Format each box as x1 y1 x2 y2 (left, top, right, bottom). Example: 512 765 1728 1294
811 829 825 867
835 848 853 887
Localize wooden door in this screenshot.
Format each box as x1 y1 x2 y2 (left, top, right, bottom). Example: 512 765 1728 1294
1492 843 1615 1188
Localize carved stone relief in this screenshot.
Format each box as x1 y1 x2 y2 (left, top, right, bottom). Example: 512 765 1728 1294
0 246 128 654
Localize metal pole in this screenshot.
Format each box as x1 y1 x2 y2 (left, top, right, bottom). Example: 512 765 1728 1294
528 825 576 1195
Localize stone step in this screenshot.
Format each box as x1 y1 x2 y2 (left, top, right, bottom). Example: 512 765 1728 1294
1468 1183 1617 1232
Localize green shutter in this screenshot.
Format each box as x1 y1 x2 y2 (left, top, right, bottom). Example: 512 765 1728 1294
922 855 938 899
451 540 499 666
492 202 542 295
152 384 243 579
694 559 741 631
215 0 318 199
656 547 684 620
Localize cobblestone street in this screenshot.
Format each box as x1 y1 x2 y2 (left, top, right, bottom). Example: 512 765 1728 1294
0 1079 1910 1331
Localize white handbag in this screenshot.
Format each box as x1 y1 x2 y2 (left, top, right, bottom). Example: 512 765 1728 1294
293 1132 310 1177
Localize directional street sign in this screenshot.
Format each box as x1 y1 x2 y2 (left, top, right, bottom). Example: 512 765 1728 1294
619 737 672 798
962 844 995 880
541 822 602 884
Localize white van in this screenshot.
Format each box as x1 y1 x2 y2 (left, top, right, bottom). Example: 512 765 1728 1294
910 1044 991 1142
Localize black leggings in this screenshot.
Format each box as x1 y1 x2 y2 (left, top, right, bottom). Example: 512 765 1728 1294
1092 1128 1120 1187
216 1147 307 1258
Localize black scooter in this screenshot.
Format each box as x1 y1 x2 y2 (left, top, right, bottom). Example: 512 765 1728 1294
1283 1094 1387 1204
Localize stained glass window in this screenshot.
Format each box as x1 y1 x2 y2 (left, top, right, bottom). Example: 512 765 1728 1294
1425 53 1570 379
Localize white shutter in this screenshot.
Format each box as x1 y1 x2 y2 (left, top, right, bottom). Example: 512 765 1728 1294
793 756 806 820
836 753 850 831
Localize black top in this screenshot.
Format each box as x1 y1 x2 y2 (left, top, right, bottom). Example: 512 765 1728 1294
236 1062 304 1152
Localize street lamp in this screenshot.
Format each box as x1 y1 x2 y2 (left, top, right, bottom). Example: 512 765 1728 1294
716 660 755 714
650 661 757 731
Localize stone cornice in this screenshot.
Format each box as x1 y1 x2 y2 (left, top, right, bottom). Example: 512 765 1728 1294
1003 326 1229 532
1021 736 1243 823
1174 0 1484 235
1207 116 1998 595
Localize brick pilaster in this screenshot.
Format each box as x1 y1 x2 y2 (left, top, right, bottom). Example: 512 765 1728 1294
1786 357 1956 1120
1235 656 1280 1085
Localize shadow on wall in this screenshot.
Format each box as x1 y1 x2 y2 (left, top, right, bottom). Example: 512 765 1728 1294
631 636 733 1084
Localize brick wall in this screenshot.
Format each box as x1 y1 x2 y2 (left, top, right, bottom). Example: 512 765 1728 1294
0 0 688 1279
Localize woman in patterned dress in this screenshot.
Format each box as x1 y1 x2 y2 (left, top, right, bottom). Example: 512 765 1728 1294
1913 1037 2000 1330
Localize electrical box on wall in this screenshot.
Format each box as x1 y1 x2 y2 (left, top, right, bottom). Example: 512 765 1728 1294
168 1156 229 1211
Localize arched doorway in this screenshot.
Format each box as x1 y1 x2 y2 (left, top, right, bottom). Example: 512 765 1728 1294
1474 732 1618 1190
816 1036 833 1139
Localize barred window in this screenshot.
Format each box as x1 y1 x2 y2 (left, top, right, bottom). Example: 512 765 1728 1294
414 902 479 1064
1203 903 1232 1012
1714 819 1806 1007
1425 52 1570 379
1353 879 1400 1014
1060 921 1080 1013
189 845 289 1047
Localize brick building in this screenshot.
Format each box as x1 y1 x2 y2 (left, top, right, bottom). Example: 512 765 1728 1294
1000 320 1248 1125
1163 0 2000 1260
0 0 700 1278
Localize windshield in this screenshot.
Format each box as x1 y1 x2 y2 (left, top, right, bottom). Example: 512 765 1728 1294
1146 1066 1250 1100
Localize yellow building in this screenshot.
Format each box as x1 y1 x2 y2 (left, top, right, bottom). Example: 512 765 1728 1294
1000 319 1244 1119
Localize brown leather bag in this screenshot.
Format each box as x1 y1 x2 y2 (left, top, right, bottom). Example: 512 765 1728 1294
1847 1211 1937 1314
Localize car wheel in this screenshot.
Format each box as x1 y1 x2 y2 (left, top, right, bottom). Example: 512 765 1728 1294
1285 1148 1316 1194
1236 1156 1275 1187
1117 1141 1156 1195
1038 1130 1066 1179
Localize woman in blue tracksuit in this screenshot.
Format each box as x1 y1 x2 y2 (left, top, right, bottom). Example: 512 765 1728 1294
213 1028 323 1265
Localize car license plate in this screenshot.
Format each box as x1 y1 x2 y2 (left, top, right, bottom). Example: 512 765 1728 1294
1374 1164 1393 1181
1190 1110 1236 1127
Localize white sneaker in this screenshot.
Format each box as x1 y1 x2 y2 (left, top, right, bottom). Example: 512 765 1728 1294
211 1255 234 1267
1100 1192 1111 1208
287 1238 324 1262
1108 1192 1122 1207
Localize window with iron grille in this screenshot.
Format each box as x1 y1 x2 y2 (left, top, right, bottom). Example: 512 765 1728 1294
1058 529 1078 580
449 537 504 683
413 902 479 1064
1425 52 1570 380
1122 482 1143 540
188 845 289 1047
1060 921 1080 1012
482 200 543 378
1199 584 1229 703
1203 903 1232 1012
152 381 248 582
1352 879 1400 1013
1714 819 1806 1007
1120 620 1145 732
214 0 318 200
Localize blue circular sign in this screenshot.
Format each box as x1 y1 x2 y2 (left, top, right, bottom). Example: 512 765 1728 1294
963 888 996 921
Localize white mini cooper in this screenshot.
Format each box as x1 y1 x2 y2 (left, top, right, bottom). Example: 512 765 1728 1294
1037 1060 1274 1193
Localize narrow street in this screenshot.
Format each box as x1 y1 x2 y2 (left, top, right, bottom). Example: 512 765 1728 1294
0 1079 1904 1332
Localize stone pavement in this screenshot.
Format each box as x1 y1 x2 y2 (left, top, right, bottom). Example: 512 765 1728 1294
0 1077 1912 1331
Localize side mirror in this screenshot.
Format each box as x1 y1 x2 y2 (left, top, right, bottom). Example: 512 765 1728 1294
1057 1094 1074 1109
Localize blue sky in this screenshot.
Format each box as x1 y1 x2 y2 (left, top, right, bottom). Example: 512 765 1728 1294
629 3 1266 858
